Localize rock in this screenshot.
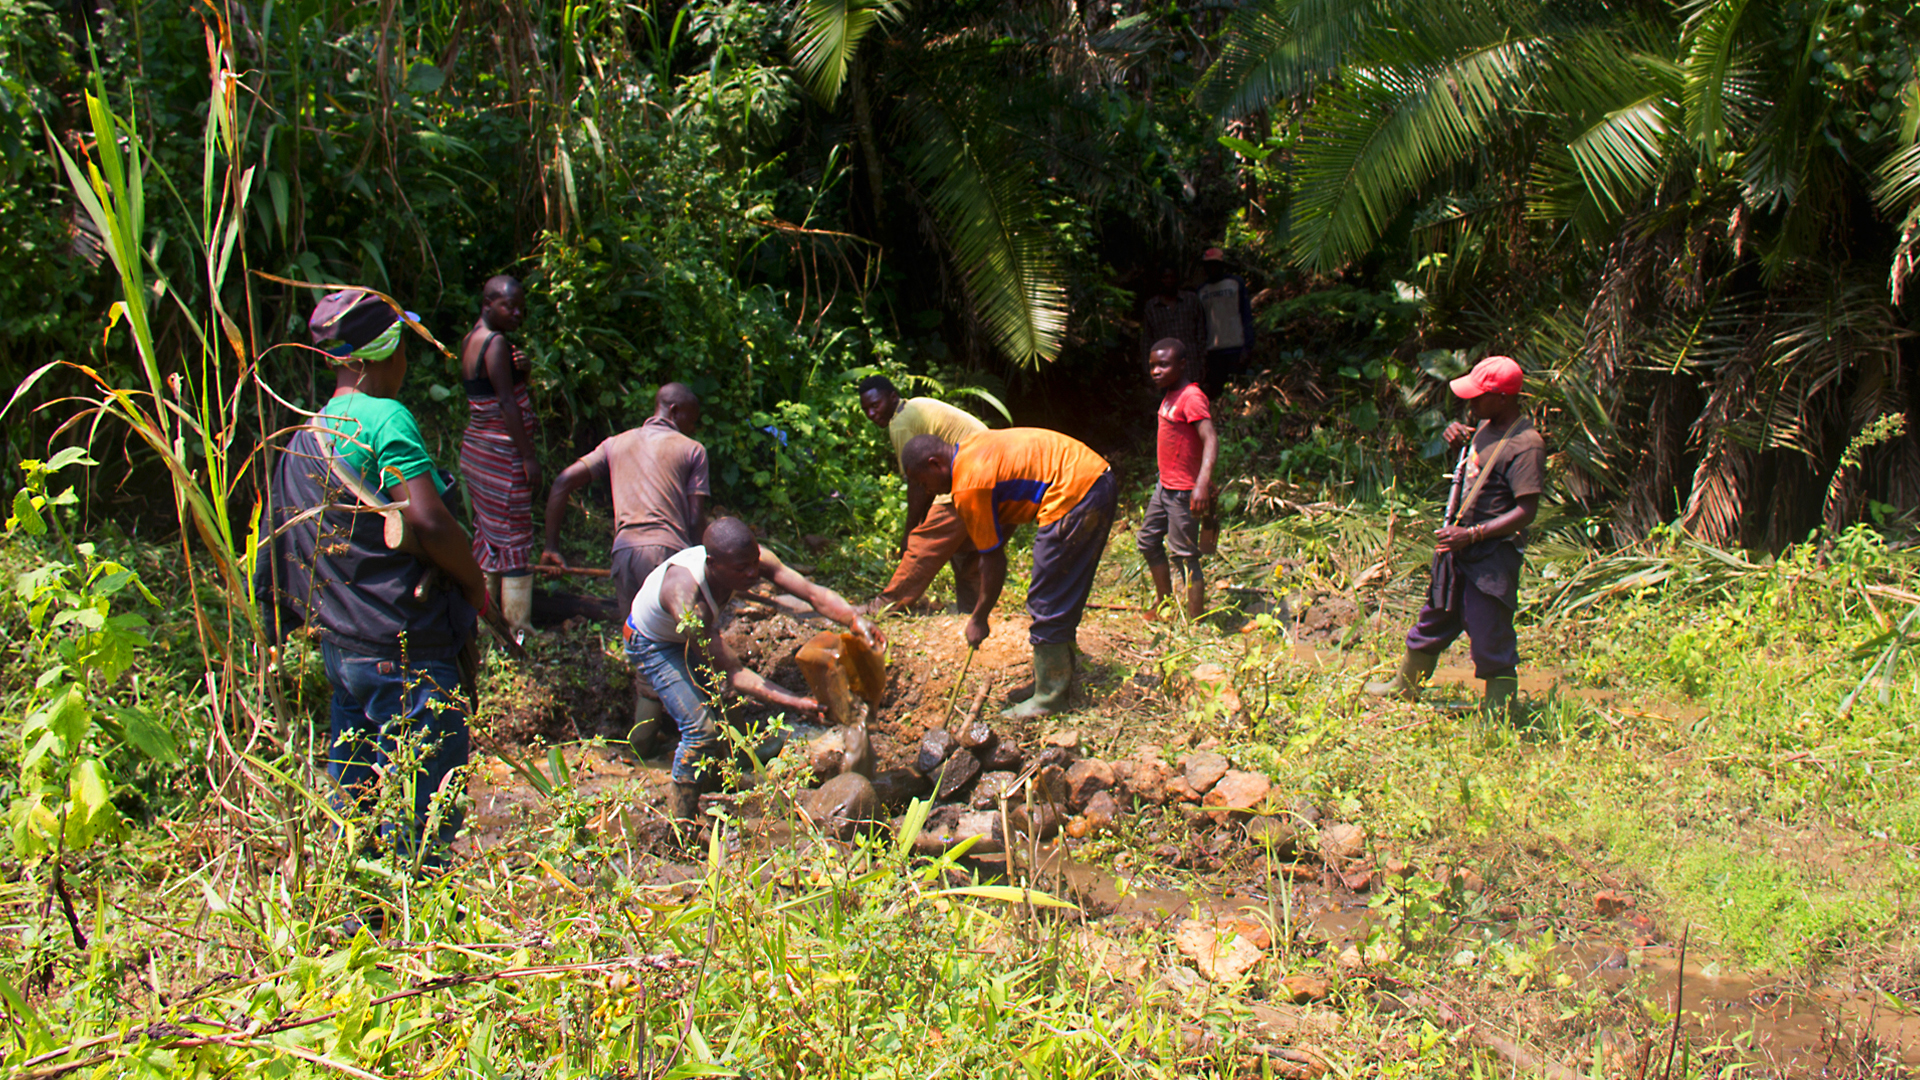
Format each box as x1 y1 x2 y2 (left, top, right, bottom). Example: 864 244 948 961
908 803 965 854
1082 790 1123 832
1108 759 1135 792
1203 769 1272 824
983 740 1024 772
1065 759 1116 810
797 774 879 841
1173 919 1265 983
1166 775 1201 803
931 750 983 801
1600 948 1629 971
870 768 930 810
1009 802 1060 840
1181 751 1229 795
1188 663 1244 717
971 771 1020 810
950 811 1003 854
1382 856 1411 881
1225 917 1273 950
840 721 874 778
805 729 847 782
1033 763 1069 807
1123 747 1176 804
1336 944 1363 972
1317 823 1366 863
1068 791 1124 837
1339 866 1375 892
1291 796 1322 826
955 720 997 752
1042 729 1080 751
1243 816 1297 856
1035 745 1074 771
1595 889 1635 918
915 729 958 775
1280 973 1331 1004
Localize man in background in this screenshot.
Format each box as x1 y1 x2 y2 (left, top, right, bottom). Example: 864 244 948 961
856 375 988 613
1197 247 1256 400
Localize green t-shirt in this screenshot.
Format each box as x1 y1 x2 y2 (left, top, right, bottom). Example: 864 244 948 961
320 392 446 495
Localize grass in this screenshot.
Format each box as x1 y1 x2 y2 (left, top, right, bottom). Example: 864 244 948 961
3 483 1919 1077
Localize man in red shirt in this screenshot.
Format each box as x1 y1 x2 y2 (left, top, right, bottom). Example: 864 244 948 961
1136 339 1219 618
900 428 1116 718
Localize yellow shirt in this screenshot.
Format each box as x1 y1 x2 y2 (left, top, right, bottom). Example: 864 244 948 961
889 397 988 505
950 429 1110 552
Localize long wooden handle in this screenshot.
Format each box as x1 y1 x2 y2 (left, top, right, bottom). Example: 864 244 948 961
536 565 612 578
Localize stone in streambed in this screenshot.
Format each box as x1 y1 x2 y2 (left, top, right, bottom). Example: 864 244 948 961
1318 822 1366 863
932 750 983 801
1181 751 1229 795
972 771 1020 810
983 740 1024 772
871 768 930 810
956 720 997 752
798 773 878 841
806 729 847 782
1123 746 1176 804
915 729 958 775
1065 759 1115 811
1010 802 1060 840
1243 815 1297 856
1203 770 1272 824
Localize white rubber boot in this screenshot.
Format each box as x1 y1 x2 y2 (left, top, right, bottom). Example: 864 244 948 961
501 574 534 637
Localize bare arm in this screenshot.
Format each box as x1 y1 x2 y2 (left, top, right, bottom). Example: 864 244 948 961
965 547 1008 648
764 549 884 652
540 459 596 568
900 481 935 552
1191 417 1220 515
1437 493 1539 553
485 336 542 492
391 476 488 611
667 571 821 716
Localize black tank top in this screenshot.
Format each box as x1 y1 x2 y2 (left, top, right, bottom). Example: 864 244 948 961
462 331 527 398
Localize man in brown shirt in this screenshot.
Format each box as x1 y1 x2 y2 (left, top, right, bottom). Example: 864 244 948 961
542 383 710 753
1366 356 1545 717
541 383 711 614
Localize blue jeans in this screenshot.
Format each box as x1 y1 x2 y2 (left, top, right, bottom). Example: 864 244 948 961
322 643 470 862
625 633 724 784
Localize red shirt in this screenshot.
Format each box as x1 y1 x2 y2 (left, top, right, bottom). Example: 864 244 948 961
1156 382 1210 490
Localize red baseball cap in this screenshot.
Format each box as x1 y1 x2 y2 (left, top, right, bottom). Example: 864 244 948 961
1202 247 1226 262
1450 355 1523 398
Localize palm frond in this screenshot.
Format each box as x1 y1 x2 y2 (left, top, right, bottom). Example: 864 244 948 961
1290 36 1541 271
1678 0 1757 152
1198 0 1399 117
898 93 1068 366
788 0 912 105
1873 141 1920 303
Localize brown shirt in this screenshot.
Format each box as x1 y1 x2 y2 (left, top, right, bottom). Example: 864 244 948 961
1459 416 1546 542
581 417 710 552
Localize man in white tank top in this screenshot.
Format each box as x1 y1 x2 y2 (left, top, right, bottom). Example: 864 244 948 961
625 517 882 830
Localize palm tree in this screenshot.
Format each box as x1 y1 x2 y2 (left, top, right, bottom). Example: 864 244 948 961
1205 0 1920 546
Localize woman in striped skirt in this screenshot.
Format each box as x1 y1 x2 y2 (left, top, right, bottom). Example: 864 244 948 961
458 275 542 634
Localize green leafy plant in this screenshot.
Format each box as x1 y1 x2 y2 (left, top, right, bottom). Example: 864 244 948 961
3 451 174 859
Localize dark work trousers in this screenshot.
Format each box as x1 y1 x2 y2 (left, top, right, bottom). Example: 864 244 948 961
1203 346 1247 400
1027 471 1118 645
1405 544 1521 679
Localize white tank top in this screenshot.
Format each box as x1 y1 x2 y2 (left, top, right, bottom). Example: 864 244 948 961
629 546 727 643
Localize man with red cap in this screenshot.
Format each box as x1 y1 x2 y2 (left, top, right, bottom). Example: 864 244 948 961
1366 355 1545 716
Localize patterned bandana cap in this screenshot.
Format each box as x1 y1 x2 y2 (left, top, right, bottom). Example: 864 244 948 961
310 289 416 364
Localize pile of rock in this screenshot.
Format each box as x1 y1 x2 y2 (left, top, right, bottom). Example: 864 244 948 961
795 721 1301 856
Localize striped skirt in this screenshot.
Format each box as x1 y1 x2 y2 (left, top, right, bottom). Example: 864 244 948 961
459 384 536 573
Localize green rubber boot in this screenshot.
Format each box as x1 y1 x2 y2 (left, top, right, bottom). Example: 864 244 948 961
1004 642 1075 719
628 691 667 758
1481 676 1520 721
1364 650 1438 700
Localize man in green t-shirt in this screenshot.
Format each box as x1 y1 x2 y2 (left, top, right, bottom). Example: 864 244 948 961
856 376 988 613
257 289 489 869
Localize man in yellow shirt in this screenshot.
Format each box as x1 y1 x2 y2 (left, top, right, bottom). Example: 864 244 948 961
900 428 1116 718
857 376 989 612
